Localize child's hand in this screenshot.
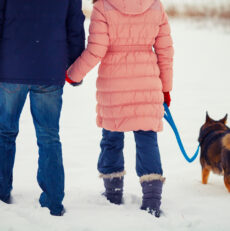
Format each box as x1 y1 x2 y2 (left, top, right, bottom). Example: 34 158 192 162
65 72 83 87
163 92 171 107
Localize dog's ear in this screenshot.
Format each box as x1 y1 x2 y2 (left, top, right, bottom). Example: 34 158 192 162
206 112 212 123
219 114 228 124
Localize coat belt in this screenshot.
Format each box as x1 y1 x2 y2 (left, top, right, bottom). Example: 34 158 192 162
108 45 152 52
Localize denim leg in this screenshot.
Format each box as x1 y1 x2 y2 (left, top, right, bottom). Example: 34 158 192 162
97 129 125 174
134 130 163 177
29 85 64 215
0 83 28 200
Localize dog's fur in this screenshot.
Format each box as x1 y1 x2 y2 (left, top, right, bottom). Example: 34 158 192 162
198 113 230 192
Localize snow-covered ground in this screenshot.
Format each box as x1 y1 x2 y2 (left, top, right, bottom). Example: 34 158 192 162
0 19 230 231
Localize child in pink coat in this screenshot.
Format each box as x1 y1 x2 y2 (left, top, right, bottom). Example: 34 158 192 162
67 0 173 217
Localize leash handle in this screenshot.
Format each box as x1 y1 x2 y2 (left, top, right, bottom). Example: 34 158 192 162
163 103 200 163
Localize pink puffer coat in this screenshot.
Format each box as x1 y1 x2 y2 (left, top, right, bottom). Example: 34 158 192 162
68 0 174 132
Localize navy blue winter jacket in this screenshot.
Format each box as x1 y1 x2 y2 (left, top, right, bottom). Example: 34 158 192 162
0 0 85 85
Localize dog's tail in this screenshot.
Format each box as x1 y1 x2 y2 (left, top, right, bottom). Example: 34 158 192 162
223 133 230 150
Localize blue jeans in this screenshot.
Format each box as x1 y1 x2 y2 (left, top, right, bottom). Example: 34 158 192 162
0 83 64 215
98 129 163 177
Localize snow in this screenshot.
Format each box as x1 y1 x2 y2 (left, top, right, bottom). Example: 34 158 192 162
83 0 92 11
1 19 230 231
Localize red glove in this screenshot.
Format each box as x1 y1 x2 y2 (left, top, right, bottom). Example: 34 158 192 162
65 72 82 86
163 92 171 107
65 72 75 84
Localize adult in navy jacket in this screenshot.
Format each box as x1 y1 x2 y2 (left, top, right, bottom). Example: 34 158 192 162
0 0 85 216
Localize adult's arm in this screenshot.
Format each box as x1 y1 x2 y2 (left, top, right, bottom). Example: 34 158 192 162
66 0 85 67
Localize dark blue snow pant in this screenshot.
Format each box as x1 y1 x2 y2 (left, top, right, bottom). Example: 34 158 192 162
98 129 163 177
0 83 64 215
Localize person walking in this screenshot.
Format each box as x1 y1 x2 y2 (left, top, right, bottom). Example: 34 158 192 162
67 0 173 217
0 0 85 216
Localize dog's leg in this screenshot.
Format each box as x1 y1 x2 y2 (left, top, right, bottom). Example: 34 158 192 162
202 167 210 184
224 175 230 192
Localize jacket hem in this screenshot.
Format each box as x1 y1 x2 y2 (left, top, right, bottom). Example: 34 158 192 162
0 79 65 86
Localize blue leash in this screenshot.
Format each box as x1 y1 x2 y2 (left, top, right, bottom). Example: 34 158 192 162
163 103 200 163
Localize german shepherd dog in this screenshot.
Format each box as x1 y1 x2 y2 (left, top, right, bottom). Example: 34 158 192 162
198 113 230 192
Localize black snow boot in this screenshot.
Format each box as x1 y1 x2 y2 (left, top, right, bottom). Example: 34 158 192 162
141 179 163 218
103 177 124 205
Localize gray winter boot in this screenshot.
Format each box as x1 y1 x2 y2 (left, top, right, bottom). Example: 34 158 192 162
140 174 165 218
100 171 125 205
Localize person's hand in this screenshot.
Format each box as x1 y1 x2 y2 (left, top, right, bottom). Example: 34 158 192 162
65 72 83 86
163 92 171 107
